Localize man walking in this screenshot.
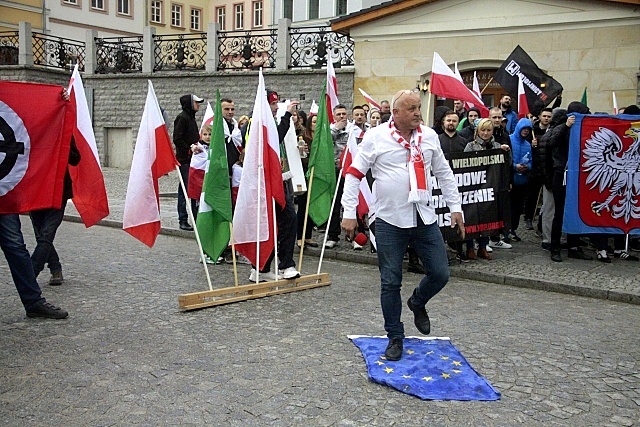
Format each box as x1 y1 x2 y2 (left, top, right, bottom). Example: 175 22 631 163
341 90 464 362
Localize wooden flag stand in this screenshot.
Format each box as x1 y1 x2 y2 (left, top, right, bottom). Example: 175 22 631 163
178 273 331 311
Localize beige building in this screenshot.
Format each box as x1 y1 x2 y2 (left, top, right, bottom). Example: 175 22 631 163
332 0 640 118
149 0 210 34
210 0 273 30
0 0 45 32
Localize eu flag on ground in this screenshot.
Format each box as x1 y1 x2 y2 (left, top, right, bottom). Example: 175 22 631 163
349 336 501 401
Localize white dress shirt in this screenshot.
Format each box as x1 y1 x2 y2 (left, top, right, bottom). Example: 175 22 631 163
342 122 462 228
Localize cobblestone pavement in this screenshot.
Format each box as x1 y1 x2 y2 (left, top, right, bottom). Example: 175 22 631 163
66 167 640 305
1 221 639 426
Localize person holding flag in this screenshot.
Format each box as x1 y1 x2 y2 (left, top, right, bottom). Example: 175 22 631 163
341 90 464 362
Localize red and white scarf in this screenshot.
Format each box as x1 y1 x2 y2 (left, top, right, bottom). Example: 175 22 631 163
390 121 429 203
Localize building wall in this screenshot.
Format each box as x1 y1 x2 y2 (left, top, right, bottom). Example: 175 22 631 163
150 0 211 35
209 0 274 30
0 0 45 31
0 66 354 166
347 0 640 114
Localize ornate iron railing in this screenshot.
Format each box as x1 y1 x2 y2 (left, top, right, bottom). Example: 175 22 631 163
95 36 143 74
32 32 85 71
218 29 277 70
0 31 19 65
289 26 354 69
153 33 206 71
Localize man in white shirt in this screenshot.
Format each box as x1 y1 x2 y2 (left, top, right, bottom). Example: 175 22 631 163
341 90 464 361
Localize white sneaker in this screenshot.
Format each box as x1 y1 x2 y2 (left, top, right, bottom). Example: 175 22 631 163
353 241 363 250
279 266 300 279
198 255 216 264
325 240 338 249
489 240 512 249
474 242 493 253
249 269 276 282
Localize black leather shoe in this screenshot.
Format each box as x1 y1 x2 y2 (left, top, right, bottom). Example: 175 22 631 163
407 298 431 335
385 338 403 361
179 222 194 231
550 250 562 262
26 301 68 319
568 248 593 260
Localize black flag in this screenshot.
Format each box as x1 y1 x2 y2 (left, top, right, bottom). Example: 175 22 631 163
494 45 563 108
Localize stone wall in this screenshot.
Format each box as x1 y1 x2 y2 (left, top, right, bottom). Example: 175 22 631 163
0 67 355 165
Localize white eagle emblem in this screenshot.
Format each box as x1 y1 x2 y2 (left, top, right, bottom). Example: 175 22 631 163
581 122 640 223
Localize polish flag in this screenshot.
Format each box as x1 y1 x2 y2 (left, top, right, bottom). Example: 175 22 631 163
326 57 340 123
613 92 618 115
67 65 109 227
200 102 214 131
473 71 481 98
430 52 489 118
232 70 285 270
358 88 381 111
187 146 207 199
454 63 474 110
517 75 530 119
123 81 179 247
340 128 371 220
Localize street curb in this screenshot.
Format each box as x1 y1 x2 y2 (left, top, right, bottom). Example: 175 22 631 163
64 214 639 306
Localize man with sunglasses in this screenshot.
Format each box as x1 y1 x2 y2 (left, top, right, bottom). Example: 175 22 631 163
341 90 464 361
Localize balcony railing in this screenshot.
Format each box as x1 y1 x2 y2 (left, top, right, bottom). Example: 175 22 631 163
218 28 277 70
0 31 19 65
96 36 143 74
290 26 354 69
32 32 85 71
153 33 206 71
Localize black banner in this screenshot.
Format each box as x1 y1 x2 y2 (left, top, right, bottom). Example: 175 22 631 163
493 45 563 108
434 149 511 242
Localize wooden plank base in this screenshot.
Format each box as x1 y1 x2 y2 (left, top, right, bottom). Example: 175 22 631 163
178 273 331 311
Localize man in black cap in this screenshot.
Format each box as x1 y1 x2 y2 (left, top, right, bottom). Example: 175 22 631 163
173 94 204 231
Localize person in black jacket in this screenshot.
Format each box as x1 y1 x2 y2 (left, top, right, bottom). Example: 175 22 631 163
548 101 593 262
525 107 553 231
173 94 203 231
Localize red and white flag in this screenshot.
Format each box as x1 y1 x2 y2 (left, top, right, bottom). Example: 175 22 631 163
326 57 340 123
0 81 74 213
473 71 481 98
187 147 207 199
340 128 372 220
68 65 109 227
430 52 489 118
517 75 530 119
200 102 214 131
613 92 618 115
123 81 179 247
232 70 285 270
358 88 381 111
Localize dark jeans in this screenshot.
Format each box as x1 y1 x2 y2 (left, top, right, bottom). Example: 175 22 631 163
551 169 580 250
295 191 314 240
29 201 67 277
375 217 450 339
0 214 45 310
525 176 542 221
177 163 197 223
327 171 344 242
510 182 528 232
259 182 297 272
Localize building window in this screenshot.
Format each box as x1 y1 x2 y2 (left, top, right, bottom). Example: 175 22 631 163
336 0 347 16
253 1 262 27
190 8 201 30
91 0 105 10
118 0 130 15
283 0 292 20
216 6 226 30
234 3 244 30
309 0 318 20
151 0 162 22
63 0 79 5
171 3 182 27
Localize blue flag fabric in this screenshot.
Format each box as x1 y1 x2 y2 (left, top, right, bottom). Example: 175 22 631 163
564 113 640 235
349 336 500 401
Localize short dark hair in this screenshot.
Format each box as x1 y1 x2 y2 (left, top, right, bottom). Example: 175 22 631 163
442 110 457 123
352 105 365 113
334 104 347 112
541 108 553 114
221 98 233 104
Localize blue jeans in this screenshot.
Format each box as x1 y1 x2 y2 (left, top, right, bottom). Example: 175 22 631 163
177 163 197 223
29 201 67 277
375 217 450 339
0 214 45 310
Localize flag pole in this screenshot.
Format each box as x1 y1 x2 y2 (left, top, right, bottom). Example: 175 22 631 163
425 87 432 127
298 166 315 271
175 165 213 291
481 77 493 94
272 197 279 281
229 223 239 287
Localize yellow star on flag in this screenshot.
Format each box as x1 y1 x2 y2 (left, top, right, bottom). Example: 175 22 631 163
384 367 394 374
422 376 433 382
375 360 385 366
441 373 451 379
426 351 434 355
452 369 462 374
406 350 415 355
402 375 412 379
440 356 449 360
452 361 462 366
